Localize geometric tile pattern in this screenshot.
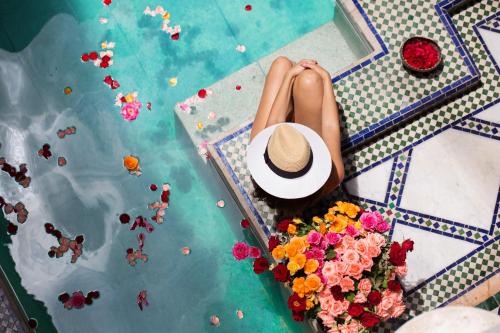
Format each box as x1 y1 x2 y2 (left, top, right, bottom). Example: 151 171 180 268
0 286 25 333
453 117 500 141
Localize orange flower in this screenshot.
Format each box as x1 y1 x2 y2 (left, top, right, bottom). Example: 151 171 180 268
272 245 285 260
304 274 322 293
292 277 307 298
324 212 336 222
293 253 307 269
334 201 360 218
312 216 323 224
304 259 319 275
123 155 140 171
287 224 297 235
289 237 307 254
329 215 348 233
319 222 327 235
284 243 298 258
287 261 301 276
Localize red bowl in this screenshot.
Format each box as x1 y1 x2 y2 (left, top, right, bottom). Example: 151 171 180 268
401 37 442 73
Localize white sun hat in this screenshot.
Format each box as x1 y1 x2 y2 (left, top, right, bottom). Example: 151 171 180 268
247 123 332 199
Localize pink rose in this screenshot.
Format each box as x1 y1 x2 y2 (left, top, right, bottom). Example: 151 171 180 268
358 278 372 295
330 299 350 316
333 261 348 275
248 246 261 258
121 100 142 121
342 249 360 264
367 233 386 247
339 320 361 333
354 239 368 256
376 220 390 233
232 242 249 260
305 248 325 262
326 232 342 245
347 263 363 279
367 245 381 258
339 277 354 292
353 292 367 303
318 310 336 328
360 256 374 271
327 274 341 286
380 295 394 311
360 212 379 231
345 225 359 237
392 304 406 318
307 230 322 245
322 261 335 276
395 264 408 277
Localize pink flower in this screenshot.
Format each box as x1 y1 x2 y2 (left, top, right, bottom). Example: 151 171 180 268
345 225 359 237
376 290 406 320
307 230 322 245
358 278 372 295
305 248 325 262
367 232 386 247
64 292 86 309
342 249 360 264
121 100 142 121
360 256 374 272
339 319 362 333
339 277 354 292
359 212 379 231
248 246 261 258
354 239 368 256
367 245 381 258
347 263 363 279
376 220 390 233
232 242 249 260
317 310 336 328
353 292 367 303
395 264 408 277
326 232 341 245
330 299 350 316
332 261 348 274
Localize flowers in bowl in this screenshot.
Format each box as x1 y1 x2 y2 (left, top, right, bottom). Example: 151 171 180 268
234 202 414 332
401 37 441 73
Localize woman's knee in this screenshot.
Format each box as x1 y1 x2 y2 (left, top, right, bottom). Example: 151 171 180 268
270 56 293 72
295 69 322 91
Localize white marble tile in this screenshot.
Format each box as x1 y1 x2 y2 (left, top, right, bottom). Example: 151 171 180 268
474 100 500 124
400 129 500 230
479 28 500 68
391 222 477 290
344 158 393 202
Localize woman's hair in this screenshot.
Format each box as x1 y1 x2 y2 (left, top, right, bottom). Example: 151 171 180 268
251 177 323 218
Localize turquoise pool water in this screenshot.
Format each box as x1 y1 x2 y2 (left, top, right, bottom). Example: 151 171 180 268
0 1 358 332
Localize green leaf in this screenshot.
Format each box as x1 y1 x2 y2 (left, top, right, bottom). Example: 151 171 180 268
326 248 336 260
382 279 388 289
345 292 355 302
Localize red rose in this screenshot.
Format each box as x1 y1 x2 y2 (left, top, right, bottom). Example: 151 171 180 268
197 89 207 98
389 242 406 266
240 219 250 229
360 312 380 328
288 293 306 312
88 52 98 60
347 303 364 317
292 311 304 322
253 257 269 274
402 239 414 252
161 191 170 203
276 219 292 232
330 285 344 301
388 280 401 292
272 263 289 282
268 235 280 252
367 291 382 305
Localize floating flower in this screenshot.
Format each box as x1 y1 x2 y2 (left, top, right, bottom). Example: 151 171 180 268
245 4 252 11
38 143 52 159
103 75 120 90
137 290 149 311
198 89 207 98
232 242 249 260
216 200 225 208
123 155 141 175
236 309 244 319
235 85 241 90
147 101 152 110
57 157 67 167
168 77 178 87
99 17 108 24
100 41 115 49
210 315 220 327
144 6 181 40
236 44 246 53
181 247 191 255
119 213 131 224
64 86 72 95
103 0 112 6
240 219 250 229
121 100 142 121
197 121 203 130
248 246 261 258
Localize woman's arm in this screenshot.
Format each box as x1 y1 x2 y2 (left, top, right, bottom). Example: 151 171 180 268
306 64 345 188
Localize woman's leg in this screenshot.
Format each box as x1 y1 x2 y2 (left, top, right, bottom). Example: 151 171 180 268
250 56 293 141
292 69 324 135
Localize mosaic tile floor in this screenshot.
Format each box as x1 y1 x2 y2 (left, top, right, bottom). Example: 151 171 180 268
0 286 25 333
207 0 500 331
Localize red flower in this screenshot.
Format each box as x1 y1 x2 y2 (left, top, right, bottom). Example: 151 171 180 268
276 219 292 232
367 290 382 305
101 55 111 62
287 293 306 312
81 54 89 62
240 219 250 229
268 235 279 252
100 61 109 69
402 239 414 252
272 263 289 282
197 89 207 98
161 190 170 203
330 285 344 301
235 85 241 90
388 280 402 292
103 0 112 6
361 312 380 328
150 184 158 191
347 303 364 317
253 257 269 274
69 292 86 309
171 33 180 40
7 223 18 235
245 4 252 11
119 213 130 224
292 311 304 322
88 52 98 60
389 242 406 266
402 39 439 70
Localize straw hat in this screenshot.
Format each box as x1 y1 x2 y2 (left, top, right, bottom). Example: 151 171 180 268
247 123 332 199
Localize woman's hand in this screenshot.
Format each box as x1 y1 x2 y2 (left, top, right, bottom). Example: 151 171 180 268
286 59 317 78
301 62 331 82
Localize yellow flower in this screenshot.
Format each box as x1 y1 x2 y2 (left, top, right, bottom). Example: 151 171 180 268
312 216 322 224
293 253 307 269
319 222 327 235
289 237 307 254
287 224 297 235
329 216 347 233
125 94 134 103
272 245 285 260
293 218 304 225
287 261 301 276
324 212 336 222
304 259 319 275
284 243 298 258
306 295 317 310
292 277 307 298
304 274 322 293
334 201 360 218
162 11 171 20
354 221 362 230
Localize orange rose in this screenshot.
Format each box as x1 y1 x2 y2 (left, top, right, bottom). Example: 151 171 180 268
304 274 322 293
290 237 307 253
287 224 297 235
319 222 327 235
339 277 355 292
272 245 285 260
293 253 307 269
284 243 298 258
292 277 307 297
304 259 319 275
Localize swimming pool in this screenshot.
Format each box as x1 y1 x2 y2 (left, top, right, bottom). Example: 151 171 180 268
0 1 368 332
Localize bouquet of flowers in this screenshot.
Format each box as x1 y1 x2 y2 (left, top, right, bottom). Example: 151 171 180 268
238 201 414 332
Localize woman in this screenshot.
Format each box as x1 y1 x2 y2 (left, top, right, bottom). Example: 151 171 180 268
247 56 344 216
